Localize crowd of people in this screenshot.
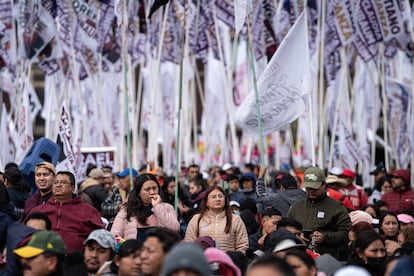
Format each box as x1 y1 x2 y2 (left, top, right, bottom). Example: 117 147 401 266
1 160 414 276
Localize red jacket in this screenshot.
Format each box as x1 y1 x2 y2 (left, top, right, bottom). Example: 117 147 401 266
29 196 104 252
326 188 355 210
381 189 414 214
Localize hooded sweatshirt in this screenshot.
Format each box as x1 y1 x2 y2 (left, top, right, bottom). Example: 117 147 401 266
381 169 414 214
256 179 305 216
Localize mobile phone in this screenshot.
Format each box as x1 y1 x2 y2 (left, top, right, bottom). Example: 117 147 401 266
303 230 313 240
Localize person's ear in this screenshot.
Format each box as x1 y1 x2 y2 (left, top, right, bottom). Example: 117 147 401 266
47 256 58 271
355 248 366 262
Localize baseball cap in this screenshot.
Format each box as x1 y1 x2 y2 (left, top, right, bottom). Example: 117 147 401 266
369 162 386 175
325 175 347 186
35 161 56 175
390 169 411 184
397 214 414 224
89 168 104 179
341 169 355 179
117 168 138 178
14 231 66 258
303 167 325 189
328 167 343 176
222 163 233 171
229 201 240 208
84 229 116 251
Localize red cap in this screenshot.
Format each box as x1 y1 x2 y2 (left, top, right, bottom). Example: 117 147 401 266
342 169 355 179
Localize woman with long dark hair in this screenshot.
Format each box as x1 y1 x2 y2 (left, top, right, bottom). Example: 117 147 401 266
184 186 248 253
0 181 18 256
111 174 180 241
346 230 387 276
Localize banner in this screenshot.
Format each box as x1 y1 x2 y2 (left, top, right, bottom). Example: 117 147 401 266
235 13 310 137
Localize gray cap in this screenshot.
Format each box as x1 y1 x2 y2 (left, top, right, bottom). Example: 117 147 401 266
161 243 210 276
84 229 116 251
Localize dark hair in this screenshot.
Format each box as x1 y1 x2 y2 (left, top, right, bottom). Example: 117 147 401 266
56 171 76 186
191 178 207 191
226 251 249 275
187 164 200 171
240 198 257 214
353 230 384 257
197 186 233 235
4 167 31 193
248 254 295 276
85 163 97 177
375 176 391 191
0 181 11 213
146 227 181 253
262 207 282 218
285 249 316 270
240 209 259 235
280 175 298 189
25 212 52 230
110 239 142 274
379 211 400 239
4 162 18 170
126 174 163 225
277 217 303 231
362 204 380 218
161 177 191 208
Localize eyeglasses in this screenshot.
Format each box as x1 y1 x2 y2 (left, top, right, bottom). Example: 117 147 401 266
53 180 72 186
208 194 225 200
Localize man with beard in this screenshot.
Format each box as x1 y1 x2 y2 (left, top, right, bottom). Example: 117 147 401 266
83 229 116 275
22 162 56 221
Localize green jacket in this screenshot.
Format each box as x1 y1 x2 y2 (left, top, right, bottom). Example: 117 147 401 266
287 193 351 259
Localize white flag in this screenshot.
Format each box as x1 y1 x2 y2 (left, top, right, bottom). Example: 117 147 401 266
15 89 34 163
235 13 310 137
0 104 15 168
234 0 251 34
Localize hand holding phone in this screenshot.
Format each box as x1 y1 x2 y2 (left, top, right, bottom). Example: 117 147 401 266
303 230 313 240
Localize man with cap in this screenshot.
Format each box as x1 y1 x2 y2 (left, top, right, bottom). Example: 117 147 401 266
22 162 56 221
381 169 414 214
325 175 355 211
256 167 305 216
83 229 116 275
101 168 138 225
339 169 367 209
263 228 306 258
227 174 245 204
287 167 351 259
370 162 387 184
14 231 66 276
79 168 108 212
240 172 257 201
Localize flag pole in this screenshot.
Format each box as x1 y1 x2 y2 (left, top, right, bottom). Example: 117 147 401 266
175 0 188 213
246 14 266 168
120 1 133 189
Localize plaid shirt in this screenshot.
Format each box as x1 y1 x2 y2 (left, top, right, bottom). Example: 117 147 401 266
101 188 127 221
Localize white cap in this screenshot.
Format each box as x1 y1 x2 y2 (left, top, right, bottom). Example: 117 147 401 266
229 201 240 207
329 167 343 176
222 163 232 171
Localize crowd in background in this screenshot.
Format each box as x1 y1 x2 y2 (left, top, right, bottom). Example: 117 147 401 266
1 160 414 276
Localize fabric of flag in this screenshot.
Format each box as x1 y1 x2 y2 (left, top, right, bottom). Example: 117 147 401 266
0 104 15 168
15 88 34 163
235 13 311 137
